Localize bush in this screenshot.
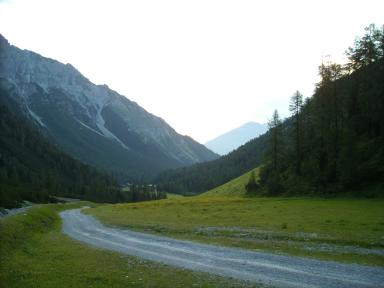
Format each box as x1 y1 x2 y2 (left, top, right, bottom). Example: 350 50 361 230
245 171 259 195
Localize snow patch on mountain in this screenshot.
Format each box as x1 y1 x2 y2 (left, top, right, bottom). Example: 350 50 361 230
76 119 105 138
26 104 46 127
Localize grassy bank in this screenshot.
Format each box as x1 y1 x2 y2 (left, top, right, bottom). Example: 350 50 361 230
86 196 384 266
0 203 254 287
201 167 260 197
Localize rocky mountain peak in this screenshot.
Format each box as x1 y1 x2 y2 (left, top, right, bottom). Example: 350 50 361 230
0 34 10 48
0 35 218 181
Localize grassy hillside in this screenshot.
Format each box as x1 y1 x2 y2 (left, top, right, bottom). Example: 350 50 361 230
87 195 384 266
156 133 268 195
201 167 260 197
0 204 248 288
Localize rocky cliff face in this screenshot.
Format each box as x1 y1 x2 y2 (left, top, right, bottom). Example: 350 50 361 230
0 34 218 180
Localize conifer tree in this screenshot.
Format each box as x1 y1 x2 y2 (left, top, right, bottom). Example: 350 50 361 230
289 91 303 175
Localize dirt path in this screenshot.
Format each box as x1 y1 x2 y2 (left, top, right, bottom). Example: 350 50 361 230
60 209 384 288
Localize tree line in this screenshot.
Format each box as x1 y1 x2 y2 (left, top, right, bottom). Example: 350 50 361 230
119 184 167 202
250 24 384 197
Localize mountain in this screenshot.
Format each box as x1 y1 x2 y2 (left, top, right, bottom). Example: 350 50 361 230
0 34 218 181
0 92 120 208
205 122 268 155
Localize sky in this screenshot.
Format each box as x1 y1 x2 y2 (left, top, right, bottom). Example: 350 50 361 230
0 0 383 143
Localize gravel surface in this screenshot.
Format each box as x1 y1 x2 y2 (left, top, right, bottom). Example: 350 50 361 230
60 209 384 288
0 206 32 218
195 226 384 256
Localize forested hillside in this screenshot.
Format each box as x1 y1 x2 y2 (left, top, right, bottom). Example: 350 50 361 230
155 132 268 194
0 89 121 208
157 24 384 196
258 24 384 196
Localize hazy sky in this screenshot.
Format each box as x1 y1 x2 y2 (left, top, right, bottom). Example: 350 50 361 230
0 0 383 142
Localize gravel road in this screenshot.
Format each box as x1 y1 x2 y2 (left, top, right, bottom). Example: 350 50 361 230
60 209 384 288
0 205 32 218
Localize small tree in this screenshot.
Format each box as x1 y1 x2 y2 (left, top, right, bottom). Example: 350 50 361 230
245 170 258 195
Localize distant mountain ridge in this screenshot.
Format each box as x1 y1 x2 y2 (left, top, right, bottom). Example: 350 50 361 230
0 34 218 181
205 122 268 155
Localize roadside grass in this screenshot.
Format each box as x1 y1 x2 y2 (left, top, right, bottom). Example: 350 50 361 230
86 196 384 266
0 203 256 288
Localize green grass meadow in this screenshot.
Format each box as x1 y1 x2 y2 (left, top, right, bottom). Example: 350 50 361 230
1 167 383 288
87 196 384 242
86 167 384 266
0 204 253 288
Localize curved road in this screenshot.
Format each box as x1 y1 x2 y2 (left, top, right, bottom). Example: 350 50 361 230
60 209 384 288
